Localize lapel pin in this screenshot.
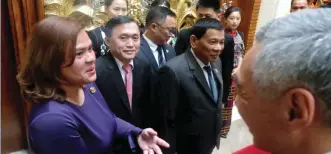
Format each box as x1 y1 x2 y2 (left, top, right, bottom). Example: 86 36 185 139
214 69 218 73
166 49 169 53
89 87 96 94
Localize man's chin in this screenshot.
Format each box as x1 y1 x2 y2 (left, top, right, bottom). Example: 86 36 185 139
209 58 218 62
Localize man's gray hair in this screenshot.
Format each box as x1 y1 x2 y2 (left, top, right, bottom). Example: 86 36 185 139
253 8 331 118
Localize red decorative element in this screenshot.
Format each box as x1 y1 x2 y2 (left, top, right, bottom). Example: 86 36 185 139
233 145 270 154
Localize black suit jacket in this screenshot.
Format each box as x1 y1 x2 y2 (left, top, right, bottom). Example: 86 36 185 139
174 27 235 103
155 50 224 154
88 27 109 58
136 36 176 76
95 54 152 153
135 36 176 130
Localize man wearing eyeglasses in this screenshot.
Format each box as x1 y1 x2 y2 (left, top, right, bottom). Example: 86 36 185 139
136 6 177 135
137 6 176 75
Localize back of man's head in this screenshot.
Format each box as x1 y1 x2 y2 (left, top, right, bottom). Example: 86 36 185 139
253 8 331 125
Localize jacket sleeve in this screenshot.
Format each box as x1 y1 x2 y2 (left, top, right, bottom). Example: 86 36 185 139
174 29 190 56
114 117 143 151
29 113 89 154
154 65 179 135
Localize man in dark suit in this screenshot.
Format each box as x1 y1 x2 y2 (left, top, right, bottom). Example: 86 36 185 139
156 18 225 154
174 0 235 137
136 6 177 75
95 16 151 154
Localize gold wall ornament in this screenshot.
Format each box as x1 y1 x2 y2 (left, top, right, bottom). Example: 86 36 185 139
127 0 145 25
169 0 197 30
44 0 199 30
44 0 108 30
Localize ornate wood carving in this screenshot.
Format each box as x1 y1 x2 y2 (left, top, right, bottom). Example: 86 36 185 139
7 0 45 151
1 1 26 153
237 0 261 53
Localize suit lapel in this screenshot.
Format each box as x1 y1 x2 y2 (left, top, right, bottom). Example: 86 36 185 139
163 45 175 62
186 50 214 100
132 59 143 111
106 55 132 113
141 37 159 71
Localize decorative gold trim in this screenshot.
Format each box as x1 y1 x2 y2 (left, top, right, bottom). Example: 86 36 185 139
245 0 261 53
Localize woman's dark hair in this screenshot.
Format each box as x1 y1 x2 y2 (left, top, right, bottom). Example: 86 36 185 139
16 16 84 103
104 0 128 7
151 0 170 8
224 6 241 19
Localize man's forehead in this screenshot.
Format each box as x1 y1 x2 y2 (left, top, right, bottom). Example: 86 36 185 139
203 29 224 39
113 23 139 35
293 0 308 5
197 7 217 14
163 16 176 26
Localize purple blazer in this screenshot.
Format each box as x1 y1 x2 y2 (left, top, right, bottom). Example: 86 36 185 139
28 83 143 154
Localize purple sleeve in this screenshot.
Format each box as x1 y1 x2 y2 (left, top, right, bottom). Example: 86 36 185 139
115 117 143 150
29 113 89 154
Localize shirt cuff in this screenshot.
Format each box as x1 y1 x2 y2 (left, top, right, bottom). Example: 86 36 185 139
128 128 143 151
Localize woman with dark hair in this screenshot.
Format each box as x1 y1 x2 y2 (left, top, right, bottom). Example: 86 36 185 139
17 16 169 154
220 6 245 137
88 0 128 58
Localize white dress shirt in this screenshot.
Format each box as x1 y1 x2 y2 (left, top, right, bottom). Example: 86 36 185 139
114 57 134 85
143 34 166 66
191 49 211 87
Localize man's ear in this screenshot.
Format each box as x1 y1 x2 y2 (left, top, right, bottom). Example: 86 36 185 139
150 23 158 33
104 37 111 46
285 88 315 130
190 35 198 49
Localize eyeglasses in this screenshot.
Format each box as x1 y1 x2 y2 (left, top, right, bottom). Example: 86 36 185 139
155 23 178 36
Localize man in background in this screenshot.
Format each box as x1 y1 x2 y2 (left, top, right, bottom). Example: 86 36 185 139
156 18 225 154
291 0 309 12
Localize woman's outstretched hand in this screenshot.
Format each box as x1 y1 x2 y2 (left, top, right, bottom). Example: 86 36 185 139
137 128 170 154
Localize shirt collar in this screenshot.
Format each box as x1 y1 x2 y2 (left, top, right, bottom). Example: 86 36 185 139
114 57 134 70
143 34 158 52
225 29 237 37
190 48 210 69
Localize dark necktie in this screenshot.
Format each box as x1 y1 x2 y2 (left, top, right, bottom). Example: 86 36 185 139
204 65 218 103
157 45 165 67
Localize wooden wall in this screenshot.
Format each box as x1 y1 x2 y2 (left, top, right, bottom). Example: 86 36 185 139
1 0 45 153
221 0 262 52
238 0 262 52
1 0 26 153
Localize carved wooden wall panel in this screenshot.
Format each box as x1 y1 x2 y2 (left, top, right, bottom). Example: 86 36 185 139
5 0 45 152
237 0 261 53
1 1 27 153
